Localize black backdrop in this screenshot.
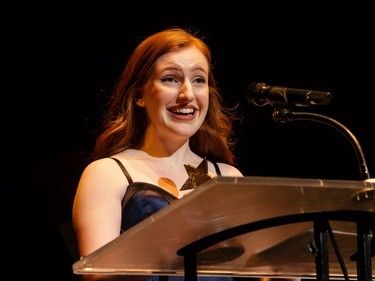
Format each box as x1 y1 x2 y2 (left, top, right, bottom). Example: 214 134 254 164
3 2 374 280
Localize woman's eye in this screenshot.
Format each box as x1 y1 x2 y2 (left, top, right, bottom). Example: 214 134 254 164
161 77 178 83
194 77 206 84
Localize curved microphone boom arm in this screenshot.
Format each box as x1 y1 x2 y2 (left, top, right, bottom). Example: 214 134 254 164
272 107 371 181
245 82 371 181
271 107 374 277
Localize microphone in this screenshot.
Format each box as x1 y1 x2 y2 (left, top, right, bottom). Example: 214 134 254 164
245 82 333 107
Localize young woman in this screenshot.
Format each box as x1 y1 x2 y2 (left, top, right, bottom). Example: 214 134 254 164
73 27 243 281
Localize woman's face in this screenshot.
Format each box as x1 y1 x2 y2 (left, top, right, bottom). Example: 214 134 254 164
138 46 209 143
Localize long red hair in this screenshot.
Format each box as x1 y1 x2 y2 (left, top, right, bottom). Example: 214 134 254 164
92 27 237 165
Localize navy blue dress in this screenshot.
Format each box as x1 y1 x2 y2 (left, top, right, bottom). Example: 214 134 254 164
111 157 232 281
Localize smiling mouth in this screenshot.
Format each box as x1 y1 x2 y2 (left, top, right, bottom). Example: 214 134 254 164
169 108 196 115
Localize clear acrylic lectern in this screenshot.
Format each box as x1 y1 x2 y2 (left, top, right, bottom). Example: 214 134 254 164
73 176 375 280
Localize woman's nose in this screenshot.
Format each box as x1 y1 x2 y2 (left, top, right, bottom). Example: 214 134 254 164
177 83 194 103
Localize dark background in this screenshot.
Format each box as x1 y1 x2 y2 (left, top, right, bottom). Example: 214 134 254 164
3 2 374 280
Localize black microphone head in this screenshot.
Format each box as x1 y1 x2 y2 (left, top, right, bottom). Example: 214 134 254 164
245 82 270 106
245 82 332 107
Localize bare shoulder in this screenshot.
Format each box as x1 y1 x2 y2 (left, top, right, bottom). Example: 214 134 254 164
83 157 120 172
214 162 244 177
79 157 130 191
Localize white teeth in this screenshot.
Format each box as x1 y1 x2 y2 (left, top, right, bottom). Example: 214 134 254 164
171 108 194 114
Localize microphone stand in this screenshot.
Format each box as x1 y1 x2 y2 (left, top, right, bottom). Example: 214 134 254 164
271 107 374 281
272 107 371 181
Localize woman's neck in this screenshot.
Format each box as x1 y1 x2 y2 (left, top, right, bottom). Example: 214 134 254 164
136 140 194 164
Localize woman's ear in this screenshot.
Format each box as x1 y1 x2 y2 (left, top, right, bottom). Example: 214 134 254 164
135 97 145 107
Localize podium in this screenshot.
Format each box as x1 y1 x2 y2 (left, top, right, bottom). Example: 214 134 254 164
72 176 375 280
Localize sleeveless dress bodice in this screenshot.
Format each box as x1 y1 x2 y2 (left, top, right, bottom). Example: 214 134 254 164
111 157 232 281
120 181 178 232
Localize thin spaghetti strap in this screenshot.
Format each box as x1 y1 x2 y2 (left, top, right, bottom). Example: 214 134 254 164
212 161 221 176
110 157 133 184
